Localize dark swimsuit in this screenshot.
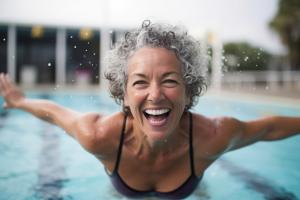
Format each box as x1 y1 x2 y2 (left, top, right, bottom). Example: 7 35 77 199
107 112 201 199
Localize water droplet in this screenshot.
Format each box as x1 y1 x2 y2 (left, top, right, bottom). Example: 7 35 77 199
74 45 77 48
85 49 88 52
2 38 6 42
93 53 96 56
244 56 249 62
70 35 73 39
48 62 52 67
265 85 269 90
79 63 82 66
237 63 240 67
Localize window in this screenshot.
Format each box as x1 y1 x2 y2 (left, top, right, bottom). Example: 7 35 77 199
66 28 100 84
0 25 8 73
16 26 56 84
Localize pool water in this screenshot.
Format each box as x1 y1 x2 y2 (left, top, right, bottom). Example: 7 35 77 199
0 92 299 200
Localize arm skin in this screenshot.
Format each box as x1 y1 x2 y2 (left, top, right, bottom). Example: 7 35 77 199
0 73 111 156
216 115 300 152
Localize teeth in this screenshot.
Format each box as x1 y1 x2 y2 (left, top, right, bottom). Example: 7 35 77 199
144 109 170 115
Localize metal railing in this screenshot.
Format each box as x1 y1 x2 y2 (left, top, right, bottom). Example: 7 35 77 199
214 70 300 90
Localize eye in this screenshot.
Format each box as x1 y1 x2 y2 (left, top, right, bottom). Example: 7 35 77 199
133 80 146 85
163 79 178 87
132 80 148 88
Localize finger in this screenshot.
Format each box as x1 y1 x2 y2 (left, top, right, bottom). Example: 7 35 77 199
0 73 5 92
4 74 13 88
0 82 4 95
6 74 19 93
1 74 10 91
5 74 11 83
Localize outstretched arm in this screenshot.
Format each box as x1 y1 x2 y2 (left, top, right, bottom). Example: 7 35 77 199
0 73 120 159
216 115 300 152
0 73 82 137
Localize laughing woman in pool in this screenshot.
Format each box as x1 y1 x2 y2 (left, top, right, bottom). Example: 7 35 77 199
1 21 300 199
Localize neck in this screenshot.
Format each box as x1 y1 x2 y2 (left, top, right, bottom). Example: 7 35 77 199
134 113 189 158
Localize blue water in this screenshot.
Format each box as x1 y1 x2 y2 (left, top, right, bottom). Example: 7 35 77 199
0 92 299 200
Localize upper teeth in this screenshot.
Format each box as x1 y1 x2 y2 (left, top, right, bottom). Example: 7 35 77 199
144 109 170 115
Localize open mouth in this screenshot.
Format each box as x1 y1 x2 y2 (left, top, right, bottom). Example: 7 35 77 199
143 108 171 126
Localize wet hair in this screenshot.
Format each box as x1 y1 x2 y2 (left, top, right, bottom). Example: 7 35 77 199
104 20 208 109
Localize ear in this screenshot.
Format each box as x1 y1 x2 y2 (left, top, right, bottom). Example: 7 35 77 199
185 92 191 107
123 92 129 107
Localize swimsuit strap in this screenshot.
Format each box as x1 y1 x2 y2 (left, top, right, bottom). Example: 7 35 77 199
114 113 195 175
114 114 127 172
189 112 196 175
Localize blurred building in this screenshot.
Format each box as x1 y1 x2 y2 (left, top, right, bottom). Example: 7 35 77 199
0 23 126 86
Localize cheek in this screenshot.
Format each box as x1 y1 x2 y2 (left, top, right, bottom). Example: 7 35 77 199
165 88 189 105
126 89 147 106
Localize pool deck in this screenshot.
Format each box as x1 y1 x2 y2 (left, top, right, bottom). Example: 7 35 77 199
207 86 300 107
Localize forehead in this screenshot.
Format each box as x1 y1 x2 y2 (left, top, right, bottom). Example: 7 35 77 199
127 47 181 75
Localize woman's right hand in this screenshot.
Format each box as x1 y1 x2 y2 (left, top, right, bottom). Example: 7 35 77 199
0 73 25 109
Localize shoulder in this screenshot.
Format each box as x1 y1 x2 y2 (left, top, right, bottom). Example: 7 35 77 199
192 113 242 159
74 112 127 159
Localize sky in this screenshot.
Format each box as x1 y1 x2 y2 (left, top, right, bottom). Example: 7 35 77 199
0 0 285 54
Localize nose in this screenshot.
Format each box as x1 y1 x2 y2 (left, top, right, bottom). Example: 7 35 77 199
147 83 164 103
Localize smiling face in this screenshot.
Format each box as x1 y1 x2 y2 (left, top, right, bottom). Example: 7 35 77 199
124 47 190 144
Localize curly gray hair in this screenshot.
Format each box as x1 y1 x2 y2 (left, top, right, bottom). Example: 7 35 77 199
104 20 208 109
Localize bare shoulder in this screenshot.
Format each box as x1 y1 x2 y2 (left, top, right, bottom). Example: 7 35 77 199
74 111 127 159
192 113 241 159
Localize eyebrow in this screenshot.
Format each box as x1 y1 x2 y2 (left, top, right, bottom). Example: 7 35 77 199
131 72 180 78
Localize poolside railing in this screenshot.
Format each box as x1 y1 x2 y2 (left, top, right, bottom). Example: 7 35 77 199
216 70 300 91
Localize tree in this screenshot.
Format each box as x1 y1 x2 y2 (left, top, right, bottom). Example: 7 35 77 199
223 42 271 71
269 0 300 70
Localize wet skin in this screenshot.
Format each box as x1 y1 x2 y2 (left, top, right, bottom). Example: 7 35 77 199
124 47 190 147
1 46 300 195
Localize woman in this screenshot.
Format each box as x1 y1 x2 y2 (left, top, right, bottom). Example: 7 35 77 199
0 21 299 199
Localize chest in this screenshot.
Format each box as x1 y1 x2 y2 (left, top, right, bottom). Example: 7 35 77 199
110 145 194 192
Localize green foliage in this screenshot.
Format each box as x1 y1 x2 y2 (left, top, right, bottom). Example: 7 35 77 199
222 42 271 71
269 0 300 70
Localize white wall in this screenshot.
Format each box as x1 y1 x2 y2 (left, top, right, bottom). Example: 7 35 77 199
0 0 285 54
0 0 109 28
